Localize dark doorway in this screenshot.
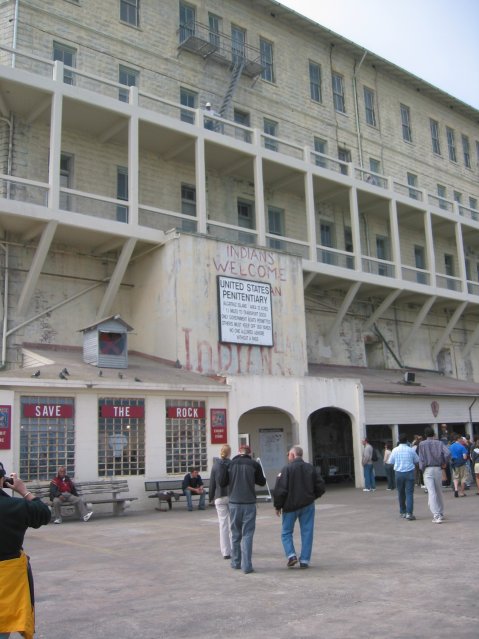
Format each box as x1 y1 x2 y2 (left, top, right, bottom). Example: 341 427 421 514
309 408 353 482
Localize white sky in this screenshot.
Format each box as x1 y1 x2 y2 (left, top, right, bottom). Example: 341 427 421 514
279 0 479 110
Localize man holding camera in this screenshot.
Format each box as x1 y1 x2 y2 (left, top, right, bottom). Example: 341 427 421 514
0 461 51 639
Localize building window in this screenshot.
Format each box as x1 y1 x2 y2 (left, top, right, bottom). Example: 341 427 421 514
264 118 278 151
462 134 471 168
364 87 376 126
20 397 75 481
369 158 381 175
446 126 456 162
260 38 274 82
314 137 327 167
332 73 345 113
407 172 418 199
208 13 221 48
414 245 427 284
60 153 73 210
117 166 128 222
309 62 322 102
430 119 441 155
470 196 478 211
400 104 412 142
181 184 196 216
444 254 454 289
437 184 447 209
376 236 389 276
344 227 354 269
53 41 76 85
338 147 351 175
237 199 255 229
179 2 195 42
118 65 138 103
99 398 145 477
320 221 335 264
268 206 284 249
453 191 462 205
231 25 246 65
165 400 207 474
476 141 479 166
120 0 139 27
180 87 197 123
233 109 250 142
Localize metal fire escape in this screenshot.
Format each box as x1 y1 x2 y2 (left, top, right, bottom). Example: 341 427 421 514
177 21 264 119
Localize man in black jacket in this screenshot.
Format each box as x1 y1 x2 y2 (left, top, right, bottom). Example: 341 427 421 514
218 445 266 574
273 445 325 569
0 462 51 638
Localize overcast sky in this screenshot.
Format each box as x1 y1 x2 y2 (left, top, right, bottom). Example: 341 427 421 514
279 0 479 110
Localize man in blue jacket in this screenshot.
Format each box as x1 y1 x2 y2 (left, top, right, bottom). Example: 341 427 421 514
218 445 266 574
273 446 325 569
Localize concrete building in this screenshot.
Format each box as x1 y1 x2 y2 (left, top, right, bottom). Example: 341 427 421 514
0 0 478 505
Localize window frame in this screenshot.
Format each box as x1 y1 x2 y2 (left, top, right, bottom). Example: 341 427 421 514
53 41 76 85
462 134 471 168
400 104 412 142
430 119 441 155
446 126 457 162
260 37 274 83
180 87 197 123
120 0 139 27
263 118 278 151
309 61 322 103
237 199 255 230
208 13 221 48
118 65 139 103
363 86 376 127
332 73 346 113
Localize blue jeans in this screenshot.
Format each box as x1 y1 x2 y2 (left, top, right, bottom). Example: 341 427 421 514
281 502 315 565
385 464 396 489
363 464 376 489
229 503 256 573
395 470 415 514
184 489 205 510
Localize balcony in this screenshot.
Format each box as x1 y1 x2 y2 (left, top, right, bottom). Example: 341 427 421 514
178 21 264 78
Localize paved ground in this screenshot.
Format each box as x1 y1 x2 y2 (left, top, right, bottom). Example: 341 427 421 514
23 482 478 639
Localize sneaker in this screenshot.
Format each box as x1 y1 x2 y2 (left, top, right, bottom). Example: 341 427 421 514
53 518 62 524
287 555 298 568
299 563 309 569
454 490 459 497
370 488 376 492
223 555 231 560
386 488 392 491
432 515 442 523
405 513 416 521
400 513 406 518
83 511 93 522
362 488 371 492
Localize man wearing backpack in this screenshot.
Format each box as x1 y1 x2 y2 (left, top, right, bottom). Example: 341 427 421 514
361 438 376 492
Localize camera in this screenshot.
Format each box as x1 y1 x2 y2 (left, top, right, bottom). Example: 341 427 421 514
3 476 14 486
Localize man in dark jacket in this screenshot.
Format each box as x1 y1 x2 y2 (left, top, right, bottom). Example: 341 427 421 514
273 445 325 569
0 462 51 638
49 466 92 524
218 444 266 574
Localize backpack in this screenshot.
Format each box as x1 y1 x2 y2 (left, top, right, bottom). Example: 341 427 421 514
371 448 378 462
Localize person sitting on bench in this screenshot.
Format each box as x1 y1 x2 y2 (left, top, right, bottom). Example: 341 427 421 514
182 468 206 511
49 467 93 524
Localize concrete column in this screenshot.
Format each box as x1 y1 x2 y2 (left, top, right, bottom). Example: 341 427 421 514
195 136 207 234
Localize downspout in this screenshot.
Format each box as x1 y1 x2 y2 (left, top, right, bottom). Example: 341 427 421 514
352 49 368 168
12 0 19 68
1 243 8 369
468 397 477 427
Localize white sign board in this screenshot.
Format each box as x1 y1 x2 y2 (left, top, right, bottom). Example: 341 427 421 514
217 276 273 346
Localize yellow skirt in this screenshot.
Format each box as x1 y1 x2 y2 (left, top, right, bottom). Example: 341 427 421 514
0 551 35 639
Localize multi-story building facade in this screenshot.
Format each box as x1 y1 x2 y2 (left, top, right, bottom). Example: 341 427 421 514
0 0 478 502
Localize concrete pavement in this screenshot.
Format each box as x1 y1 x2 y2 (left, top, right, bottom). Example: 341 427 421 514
23 483 478 639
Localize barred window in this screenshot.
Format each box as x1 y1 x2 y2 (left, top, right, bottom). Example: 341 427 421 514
98 398 145 476
166 400 207 474
20 396 75 481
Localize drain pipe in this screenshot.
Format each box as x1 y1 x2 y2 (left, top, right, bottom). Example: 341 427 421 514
352 49 368 168
1 243 8 369
12 0 19 68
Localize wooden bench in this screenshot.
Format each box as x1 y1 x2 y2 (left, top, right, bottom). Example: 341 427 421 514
144 479 210 511
27 479 137 518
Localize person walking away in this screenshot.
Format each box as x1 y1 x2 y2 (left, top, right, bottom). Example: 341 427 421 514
471 439 479 495
449 434 469 497
0 462 51 639
273 445 325 569
418 426 451 523
361 438 376 491
383 442 396 490
218 444 266 574
209 444 232 559
388 434 419 520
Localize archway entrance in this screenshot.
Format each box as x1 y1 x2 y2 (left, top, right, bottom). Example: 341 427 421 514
309 407 354 483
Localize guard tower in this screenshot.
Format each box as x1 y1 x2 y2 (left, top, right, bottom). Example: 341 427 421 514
80 315 133 369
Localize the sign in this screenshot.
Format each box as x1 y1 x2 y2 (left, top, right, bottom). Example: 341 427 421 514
23 404 74 418
100 405 144 418
210 409 227 444
0 405 11 450
217 276 273 346
167 406 206 419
